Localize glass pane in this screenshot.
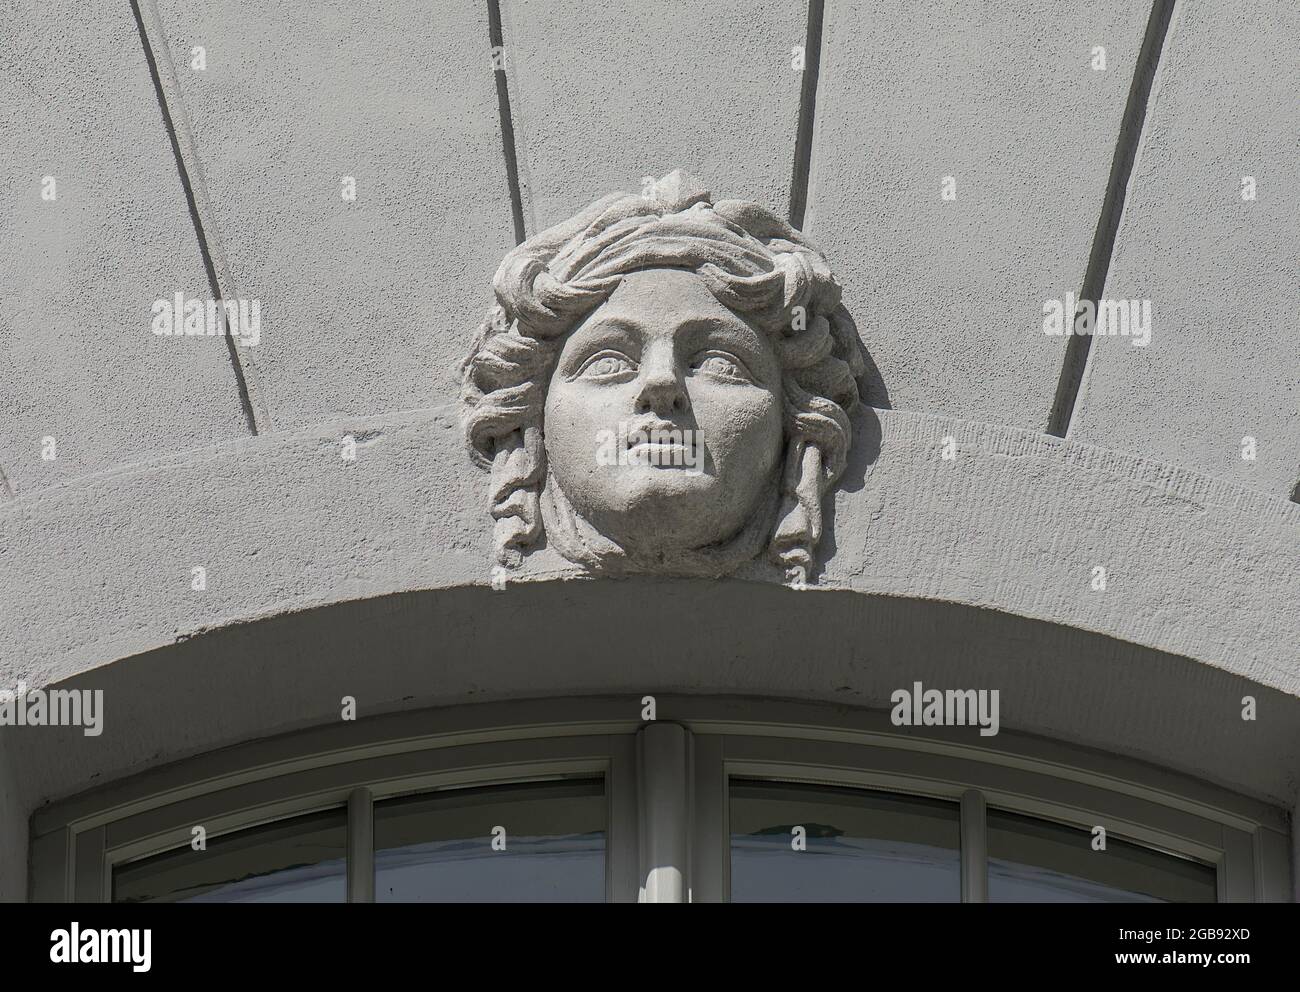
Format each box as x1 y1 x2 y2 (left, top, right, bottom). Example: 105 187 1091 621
730 780 961 902
113 808 347 903
374 778 605 902
988 809 1217 902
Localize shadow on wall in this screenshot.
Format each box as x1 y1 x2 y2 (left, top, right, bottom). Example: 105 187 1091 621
843 307 891 411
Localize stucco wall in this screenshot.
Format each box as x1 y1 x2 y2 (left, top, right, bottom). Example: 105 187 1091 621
809 0 1148 426
152 0 518 427
1069 0 1300 495
0 1 248 492
504 0 806 232
1 0 1296 901
3 1 1296 492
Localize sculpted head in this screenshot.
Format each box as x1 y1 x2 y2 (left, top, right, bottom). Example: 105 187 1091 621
461 171 864 583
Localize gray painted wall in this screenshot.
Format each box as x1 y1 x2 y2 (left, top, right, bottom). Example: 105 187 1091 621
809 0 1147 426
0 1 248 491
1 0 1296 901
3 1 1296 494
1070 0 1300 495
505 0 805 231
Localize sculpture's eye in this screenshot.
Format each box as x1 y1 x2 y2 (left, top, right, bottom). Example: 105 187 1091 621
575 351 636 380
691 351 752 383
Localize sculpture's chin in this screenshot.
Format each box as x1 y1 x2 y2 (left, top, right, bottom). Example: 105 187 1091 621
559 464 762 551
540 469 780 578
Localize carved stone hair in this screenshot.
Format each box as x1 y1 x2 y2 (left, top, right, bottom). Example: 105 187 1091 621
461 171 864 584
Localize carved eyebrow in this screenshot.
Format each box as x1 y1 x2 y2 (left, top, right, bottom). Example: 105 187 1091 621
555 317 643 377
679 316 771 364
679 314 758 339
577 315 647 337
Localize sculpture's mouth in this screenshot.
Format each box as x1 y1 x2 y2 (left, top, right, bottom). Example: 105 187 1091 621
625 441 699 468
621 418 704 470
627 440 690 453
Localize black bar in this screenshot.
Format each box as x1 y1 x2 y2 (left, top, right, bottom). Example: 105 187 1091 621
0 903 1285 979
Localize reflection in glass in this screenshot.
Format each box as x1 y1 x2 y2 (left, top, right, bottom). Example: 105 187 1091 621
374 778 605 902
113 808 347 903
988 809 1216 902
730 780 961 902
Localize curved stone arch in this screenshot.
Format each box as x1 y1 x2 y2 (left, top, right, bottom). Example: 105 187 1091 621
2 405 1295 694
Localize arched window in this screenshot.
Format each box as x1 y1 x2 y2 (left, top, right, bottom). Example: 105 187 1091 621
30 698 1289 903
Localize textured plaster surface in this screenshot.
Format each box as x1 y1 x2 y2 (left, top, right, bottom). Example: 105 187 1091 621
504 0 806 232
1070 1 1300 499
0 1 248 493
1 406 1294 696
153 0 517 426
808 0 1147 427
3 0 1298 902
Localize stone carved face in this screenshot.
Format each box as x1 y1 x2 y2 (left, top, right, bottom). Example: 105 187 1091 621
544 268 784 556
461 171 864 584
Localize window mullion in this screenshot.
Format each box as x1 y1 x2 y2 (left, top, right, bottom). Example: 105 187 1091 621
347 786 374 903
961 789 988 903
637 722 692 902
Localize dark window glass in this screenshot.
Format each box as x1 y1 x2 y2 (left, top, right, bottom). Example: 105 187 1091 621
988 809 1217 902
113 808 347 903
730 780 961 902
374 778 605 902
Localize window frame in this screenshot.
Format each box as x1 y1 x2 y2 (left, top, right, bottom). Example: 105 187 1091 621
31 706 641 903
687 708 1288 902
28 697 1291 903
699 742 1243 902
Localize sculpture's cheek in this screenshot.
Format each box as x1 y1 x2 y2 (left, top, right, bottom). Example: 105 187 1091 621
544 381 632 472
687 382 784 481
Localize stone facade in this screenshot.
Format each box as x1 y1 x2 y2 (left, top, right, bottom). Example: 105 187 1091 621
1 1 1296 901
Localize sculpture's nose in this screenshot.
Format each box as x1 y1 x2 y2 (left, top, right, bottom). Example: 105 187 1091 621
633 343 690 417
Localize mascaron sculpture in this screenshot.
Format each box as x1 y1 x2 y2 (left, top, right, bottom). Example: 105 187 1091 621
461 171 865 585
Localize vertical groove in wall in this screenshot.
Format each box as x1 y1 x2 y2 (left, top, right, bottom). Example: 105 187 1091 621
129 0 267 435
487 0 527 245
1045 0 1177 437
0 464 12 498
788 0 825 231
